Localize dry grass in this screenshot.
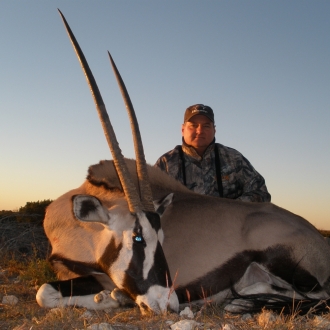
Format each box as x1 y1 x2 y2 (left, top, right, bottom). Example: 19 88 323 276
1 249 330 329
0 214 50 261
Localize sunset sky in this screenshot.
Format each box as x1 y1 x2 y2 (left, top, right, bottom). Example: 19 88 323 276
1 1 329 229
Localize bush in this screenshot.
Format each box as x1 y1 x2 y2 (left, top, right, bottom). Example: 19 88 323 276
16 199 53 223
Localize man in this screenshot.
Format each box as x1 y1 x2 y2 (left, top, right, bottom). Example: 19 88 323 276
155 104 271 202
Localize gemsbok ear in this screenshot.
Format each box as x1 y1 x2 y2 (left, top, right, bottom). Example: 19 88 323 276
73 195 109 224
153 193 174 216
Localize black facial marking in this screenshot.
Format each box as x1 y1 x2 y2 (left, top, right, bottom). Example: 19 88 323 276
99 237 123 270
175 245 322 303
132 219 146 247
49 275 104 297
122 241 172 299
149 241 172 287
119 214 171 299
145 211 161 232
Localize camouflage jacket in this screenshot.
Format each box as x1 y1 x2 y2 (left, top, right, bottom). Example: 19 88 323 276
155 141 271 202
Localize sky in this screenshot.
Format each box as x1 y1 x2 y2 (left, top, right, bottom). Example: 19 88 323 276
1 1 329 230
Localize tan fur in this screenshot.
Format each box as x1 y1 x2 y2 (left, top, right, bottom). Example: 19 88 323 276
42 159 330 312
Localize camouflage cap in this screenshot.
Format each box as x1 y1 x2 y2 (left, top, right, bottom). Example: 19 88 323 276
184 104 214 123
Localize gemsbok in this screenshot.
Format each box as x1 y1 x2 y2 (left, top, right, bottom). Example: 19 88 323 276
36 10 330 315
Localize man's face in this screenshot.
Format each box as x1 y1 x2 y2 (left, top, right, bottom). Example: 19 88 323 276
181 115 215 156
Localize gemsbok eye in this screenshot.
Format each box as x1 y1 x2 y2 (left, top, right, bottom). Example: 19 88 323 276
133 235 144 243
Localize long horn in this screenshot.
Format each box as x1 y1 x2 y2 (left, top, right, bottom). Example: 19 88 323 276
108 52 154 212
58 9 142 214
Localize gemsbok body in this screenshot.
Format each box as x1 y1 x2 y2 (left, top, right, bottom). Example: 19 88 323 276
36 10 330 315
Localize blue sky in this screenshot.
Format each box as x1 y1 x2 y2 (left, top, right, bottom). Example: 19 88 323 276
1 1 329 229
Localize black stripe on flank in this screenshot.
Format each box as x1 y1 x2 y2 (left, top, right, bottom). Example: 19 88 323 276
49 254 103 276
49 275 104 297
49 237 122 277
176 245 322 303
